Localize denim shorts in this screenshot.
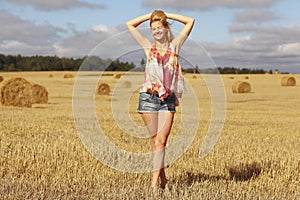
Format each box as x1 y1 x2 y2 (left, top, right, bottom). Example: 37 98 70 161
137 92 176 113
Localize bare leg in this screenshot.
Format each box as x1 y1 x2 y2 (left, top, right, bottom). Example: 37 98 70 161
140 113 158 189
156 111 174 189
140 112 174 190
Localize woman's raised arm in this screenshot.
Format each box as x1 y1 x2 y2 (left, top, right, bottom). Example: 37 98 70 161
165 13 195 50
126 14 152 51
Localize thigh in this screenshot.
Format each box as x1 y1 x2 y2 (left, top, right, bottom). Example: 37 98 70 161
157 112 175 142
140 112 158 136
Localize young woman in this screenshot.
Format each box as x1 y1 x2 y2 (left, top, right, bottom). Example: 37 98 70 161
126 10 194 191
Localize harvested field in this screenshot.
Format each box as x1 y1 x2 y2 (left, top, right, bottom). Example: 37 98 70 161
0 71 299 199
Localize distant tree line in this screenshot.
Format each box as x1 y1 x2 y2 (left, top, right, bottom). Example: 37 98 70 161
0 54 136 72
217 67 268 74
0 54 278 74
0 54 82 71
184 66 271 74
82 56 136 71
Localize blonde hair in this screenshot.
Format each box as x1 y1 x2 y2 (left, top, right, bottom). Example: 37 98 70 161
150 10 174 42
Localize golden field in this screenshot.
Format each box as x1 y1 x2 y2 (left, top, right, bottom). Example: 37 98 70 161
0 71 299 199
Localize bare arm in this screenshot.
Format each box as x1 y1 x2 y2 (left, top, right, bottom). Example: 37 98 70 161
126 14 152 52
166 13 195 52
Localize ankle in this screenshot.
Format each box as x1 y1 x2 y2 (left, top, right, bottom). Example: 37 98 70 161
160 179 168 189
151 181 158 188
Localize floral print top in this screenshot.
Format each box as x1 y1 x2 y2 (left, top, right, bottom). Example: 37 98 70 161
140 43 185 100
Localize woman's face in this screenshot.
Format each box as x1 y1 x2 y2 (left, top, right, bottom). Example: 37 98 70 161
151 21 168 42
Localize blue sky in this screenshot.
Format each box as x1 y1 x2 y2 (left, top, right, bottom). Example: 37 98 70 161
0 0 299 73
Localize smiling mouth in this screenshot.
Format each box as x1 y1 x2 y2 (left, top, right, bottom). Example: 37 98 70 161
154 32 163 37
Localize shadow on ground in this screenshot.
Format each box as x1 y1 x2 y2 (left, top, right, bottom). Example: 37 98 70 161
227 161 262 181
176 161 262 186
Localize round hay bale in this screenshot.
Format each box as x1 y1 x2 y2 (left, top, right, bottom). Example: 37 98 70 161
49 74 53 78
63 74 73 78
97 83 110 95
122 81 132 88
114 74 122 79
232 81 251 94
32 84 48 104
192 75 197 79
1 77 33 107
281 76 296 86
0 76 4 83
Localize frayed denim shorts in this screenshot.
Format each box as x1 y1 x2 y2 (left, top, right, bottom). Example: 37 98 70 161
137 92 176 113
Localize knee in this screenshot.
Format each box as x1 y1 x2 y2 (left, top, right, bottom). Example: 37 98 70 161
155 137 167 148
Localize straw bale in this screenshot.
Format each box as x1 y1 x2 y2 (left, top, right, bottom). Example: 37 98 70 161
63 74 73 78
32 84 48 104
122 81 132 88
114 74 122 79
97 83 110 95
0 76 3 83
1 77 33 107
232 81 251 93
281 76 296 86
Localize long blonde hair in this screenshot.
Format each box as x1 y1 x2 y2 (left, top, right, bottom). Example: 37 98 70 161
150 10 174 42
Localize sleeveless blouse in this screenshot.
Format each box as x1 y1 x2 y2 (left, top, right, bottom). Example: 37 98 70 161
140 43 185 100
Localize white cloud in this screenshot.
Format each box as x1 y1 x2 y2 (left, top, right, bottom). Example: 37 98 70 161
53 43 82 57
0 40 23 49
51 25 128 57
229 24 300 44
92 24 109 32
232 35 251 43
0 3 299 73
0 11 64 55
0 40 54 55
0 10 129 58
277 43 300 55
0 11 64 45
234 9 280 23
143 0 278 10
201 25 300 70
0 0 105 11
